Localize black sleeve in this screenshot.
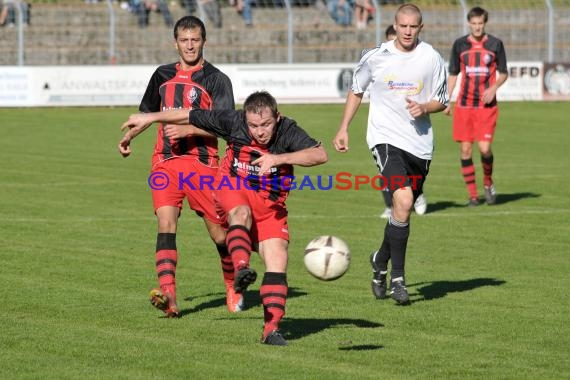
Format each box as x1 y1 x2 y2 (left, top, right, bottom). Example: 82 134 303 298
189 109 241 141
278 118 321 153
139 68 163 113
139 64 177 113
448 39 461 76
210 72 235 110
496 40 508 74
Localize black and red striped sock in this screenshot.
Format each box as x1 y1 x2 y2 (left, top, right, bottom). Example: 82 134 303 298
226 225 252 271
216 244 234 286
461 158 478 199
260 272 288 337
155 233 177 295
481 154 494 187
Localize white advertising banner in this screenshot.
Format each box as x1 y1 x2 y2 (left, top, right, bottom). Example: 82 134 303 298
0 65 154 107
498 61 543 101
221 64 353 104
0 62 545 107
0 67 33 106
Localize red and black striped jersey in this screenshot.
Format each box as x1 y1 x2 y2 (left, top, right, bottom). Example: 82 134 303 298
139 61 234 167
448 34 507 108
189 109 320 203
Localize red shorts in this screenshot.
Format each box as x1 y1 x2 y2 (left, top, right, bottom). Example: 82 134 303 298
213 177 289 244
452 106 498 142
150 156 220 223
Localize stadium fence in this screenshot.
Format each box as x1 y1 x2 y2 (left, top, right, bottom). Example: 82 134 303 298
0 0 569 65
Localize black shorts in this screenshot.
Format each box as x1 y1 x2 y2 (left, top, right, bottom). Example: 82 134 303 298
371 143 430 201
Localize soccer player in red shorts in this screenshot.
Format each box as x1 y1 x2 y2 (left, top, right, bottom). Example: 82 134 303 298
120 91 328 346
118 16 241 318
445 6 508 206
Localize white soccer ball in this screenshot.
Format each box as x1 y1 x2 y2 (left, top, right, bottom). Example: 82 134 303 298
303 236 350 281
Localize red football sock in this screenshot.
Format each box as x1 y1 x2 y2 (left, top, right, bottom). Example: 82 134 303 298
461 158 478 199
261 272 288 337
216 244 234 286
226 225 252 271
156 233 177 295
481 154 494 187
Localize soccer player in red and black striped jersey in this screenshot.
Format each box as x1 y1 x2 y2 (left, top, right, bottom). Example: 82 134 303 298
120 91 328 346
118 16 240 318
445 6 508 206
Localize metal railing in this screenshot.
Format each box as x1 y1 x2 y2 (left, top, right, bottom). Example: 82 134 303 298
2 0 569 66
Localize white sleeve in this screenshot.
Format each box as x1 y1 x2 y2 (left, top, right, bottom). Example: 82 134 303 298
351 49 376 94
430 53 449 106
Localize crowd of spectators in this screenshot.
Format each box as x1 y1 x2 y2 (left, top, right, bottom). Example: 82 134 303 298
2 0 405 30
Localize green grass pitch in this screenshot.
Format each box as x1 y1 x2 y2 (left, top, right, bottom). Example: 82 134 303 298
0 102 568 379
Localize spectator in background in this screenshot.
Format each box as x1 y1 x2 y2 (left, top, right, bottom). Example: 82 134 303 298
131 0 173 28
0 0 30 27
180 0 222 29
311 0 327 27
0 1 8 26
229 0 252 28
354 0 373 30
180 0 196 14
385 24 395 39
327 0 354 27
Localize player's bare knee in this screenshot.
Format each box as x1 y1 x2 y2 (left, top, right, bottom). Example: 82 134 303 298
228 206 252 226
479 146 492 157
392 191 414 214
460 142 473 158
394 199 414 214
157 218 177 233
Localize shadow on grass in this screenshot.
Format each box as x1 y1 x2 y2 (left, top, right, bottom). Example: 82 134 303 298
280 317 383 346
425 200 465 213
409 277 506 303
425 192 540 213
494 192 540 205
180 287 308 316
181 289 383 350
339 344 384 351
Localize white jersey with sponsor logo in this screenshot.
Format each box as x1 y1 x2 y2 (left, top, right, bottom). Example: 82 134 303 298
352 40 448 160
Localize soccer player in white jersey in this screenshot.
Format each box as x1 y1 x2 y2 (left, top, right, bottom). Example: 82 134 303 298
333 3 448 304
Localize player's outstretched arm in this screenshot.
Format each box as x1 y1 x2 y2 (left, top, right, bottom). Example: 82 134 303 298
118 109 192 157
252 145 328 175
163 124 216 140
120 109 190 132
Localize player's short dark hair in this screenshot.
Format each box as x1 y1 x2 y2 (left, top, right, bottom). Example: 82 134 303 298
174 16 206 40
244 91 278 117
467 6 488 23
385 24 396 39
